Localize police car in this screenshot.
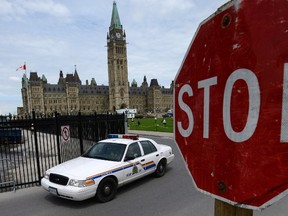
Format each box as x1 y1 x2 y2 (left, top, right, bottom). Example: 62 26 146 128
41 134 174 202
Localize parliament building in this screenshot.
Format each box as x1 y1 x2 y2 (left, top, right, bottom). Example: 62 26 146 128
20 2 173 116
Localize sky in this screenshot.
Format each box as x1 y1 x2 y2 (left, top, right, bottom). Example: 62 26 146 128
0 0 228 115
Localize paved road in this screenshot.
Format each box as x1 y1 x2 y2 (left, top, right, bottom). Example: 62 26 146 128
0 133 287 216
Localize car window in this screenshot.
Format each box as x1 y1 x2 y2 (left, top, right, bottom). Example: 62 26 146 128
125 142 141 161
82 142 126 162
140 141 157 155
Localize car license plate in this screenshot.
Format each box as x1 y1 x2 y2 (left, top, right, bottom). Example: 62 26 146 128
49 187 58 196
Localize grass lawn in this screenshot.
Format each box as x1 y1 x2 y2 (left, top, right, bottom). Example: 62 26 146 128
128 117 173 133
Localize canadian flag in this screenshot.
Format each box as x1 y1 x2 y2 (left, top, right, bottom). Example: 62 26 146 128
16 64 26 71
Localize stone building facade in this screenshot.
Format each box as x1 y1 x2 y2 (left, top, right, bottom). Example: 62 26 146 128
20 2 173 116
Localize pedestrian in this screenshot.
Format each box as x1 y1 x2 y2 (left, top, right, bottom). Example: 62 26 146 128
163 118 166 127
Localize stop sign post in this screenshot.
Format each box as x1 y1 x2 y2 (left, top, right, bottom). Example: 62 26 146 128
174 0 288 211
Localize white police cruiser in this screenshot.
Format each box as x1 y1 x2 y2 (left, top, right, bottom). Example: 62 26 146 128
41 134 174 202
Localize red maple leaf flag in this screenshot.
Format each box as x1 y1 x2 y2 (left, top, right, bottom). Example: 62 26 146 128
16 63 26 71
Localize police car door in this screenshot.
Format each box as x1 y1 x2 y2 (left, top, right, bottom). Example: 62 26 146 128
139 140 159 174
123 142 145 183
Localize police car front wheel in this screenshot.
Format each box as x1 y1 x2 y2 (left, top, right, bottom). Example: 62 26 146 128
96 177 117 203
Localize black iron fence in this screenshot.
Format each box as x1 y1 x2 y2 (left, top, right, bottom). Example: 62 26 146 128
0 111 125 192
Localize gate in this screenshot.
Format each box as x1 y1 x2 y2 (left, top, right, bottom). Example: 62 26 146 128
0 111 125 192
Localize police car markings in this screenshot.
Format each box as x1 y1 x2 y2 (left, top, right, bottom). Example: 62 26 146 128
142 161 156 170
86 161 156 180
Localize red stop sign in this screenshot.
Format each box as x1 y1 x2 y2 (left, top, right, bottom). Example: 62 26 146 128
174 0 288 210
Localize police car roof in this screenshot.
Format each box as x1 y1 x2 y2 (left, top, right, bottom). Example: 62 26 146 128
99 137 148 145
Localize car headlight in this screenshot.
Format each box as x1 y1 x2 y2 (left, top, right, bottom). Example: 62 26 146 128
68 179 95 187
44 171 50 179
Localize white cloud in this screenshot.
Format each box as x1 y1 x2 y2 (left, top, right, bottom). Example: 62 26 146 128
0 0 70 21
24 0 70 17
9 76 21 82
149 0 195 14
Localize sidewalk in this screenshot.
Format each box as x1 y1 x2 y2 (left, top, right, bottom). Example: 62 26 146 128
128 129 174 139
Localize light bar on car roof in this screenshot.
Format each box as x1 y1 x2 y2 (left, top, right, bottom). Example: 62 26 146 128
107 134 139 140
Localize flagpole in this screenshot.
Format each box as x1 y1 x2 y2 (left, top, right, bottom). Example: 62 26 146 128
24 62 31 115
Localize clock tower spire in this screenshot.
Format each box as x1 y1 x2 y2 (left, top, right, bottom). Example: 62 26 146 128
107 1 129 112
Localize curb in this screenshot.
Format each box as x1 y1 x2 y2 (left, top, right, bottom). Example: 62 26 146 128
128 130 174 139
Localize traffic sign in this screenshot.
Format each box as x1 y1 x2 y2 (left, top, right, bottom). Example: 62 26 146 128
61 126 70 142
174 0 288 210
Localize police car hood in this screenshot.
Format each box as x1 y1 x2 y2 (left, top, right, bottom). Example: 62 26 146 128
48 156 119 179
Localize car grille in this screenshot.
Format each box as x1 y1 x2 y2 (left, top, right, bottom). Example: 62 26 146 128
49 173 69 186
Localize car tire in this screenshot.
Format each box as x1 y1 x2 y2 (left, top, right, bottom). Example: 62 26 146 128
154 159 167 177
96 177 117 203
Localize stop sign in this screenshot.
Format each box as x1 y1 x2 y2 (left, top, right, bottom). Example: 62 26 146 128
174 0 288 210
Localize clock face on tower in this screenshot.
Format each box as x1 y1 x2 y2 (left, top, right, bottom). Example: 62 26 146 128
116 32 121 38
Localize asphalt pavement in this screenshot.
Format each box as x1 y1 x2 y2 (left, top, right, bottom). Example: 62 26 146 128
1 131 288 216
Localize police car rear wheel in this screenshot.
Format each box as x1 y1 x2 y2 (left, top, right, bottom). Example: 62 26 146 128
154 159 167 177
96 177 117 202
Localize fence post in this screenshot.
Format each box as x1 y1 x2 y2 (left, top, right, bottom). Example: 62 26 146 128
78 111 84 155
32 110 42 184
94 112 99 141
124 113 128 133
106 112 109 137
123 113 126 133
55 111 61 164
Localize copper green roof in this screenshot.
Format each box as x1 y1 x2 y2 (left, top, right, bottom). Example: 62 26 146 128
110 1 122 31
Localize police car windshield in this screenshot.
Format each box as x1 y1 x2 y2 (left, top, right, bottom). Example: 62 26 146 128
82 142 126 162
